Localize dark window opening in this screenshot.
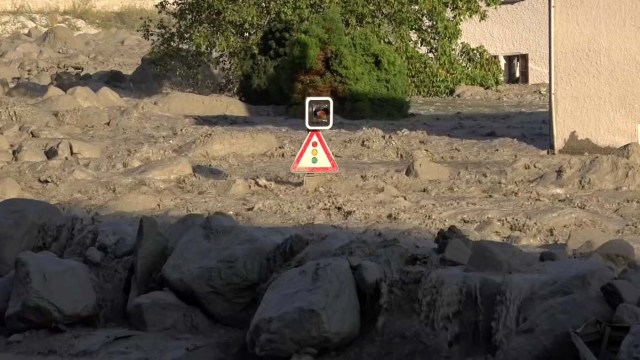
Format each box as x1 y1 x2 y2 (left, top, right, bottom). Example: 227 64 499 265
504 54 529 84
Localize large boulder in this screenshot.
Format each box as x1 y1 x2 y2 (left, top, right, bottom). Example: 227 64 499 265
495 294 612 360
162 224 277 326
247 258 360 358
465 240 537 273
600 280 640 310
595 239 636 266
128 290 214 334
165 213 207 253
0 199 64 276
95 217 139 258
616 325 640 360
613 303 640 325
126 217 170 313
5 251 97 332
0 272 13 322
417 258 615 360
565 227 613 257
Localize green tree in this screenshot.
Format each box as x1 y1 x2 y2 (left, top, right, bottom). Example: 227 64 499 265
141 0 503 99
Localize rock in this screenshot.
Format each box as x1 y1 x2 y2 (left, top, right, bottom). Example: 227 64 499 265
14 144 47 162
0 199 64 276
67 86 101 108
129 290 214 333
37 25 81 49
495 294 612 360
154 92 251 116
181 132 278 159
465 240 537 273
596 239 636 266
56 106 110 127
69 139 101 159
95 217 139 257
0 134 9 151
42 85 65 99
352 260 383 297
618 325 640 360
128 157 193 180
405 154 450 181
229 179 251 196
84 247 103 265
68 328 140 357
0 151 12 162
26 27 43 39
442 237 472 265
33 72 51 86
613 303 640 325
162 224 277 327
291 354 315 360
6 333 24 344
434 225 481 254
101 194 159 214
0 66 19 82
615 142 640 164
0 272 14 321
95 87 125 107
7 82 48 98
45 140 72 160
165 213 207 253
0 78 9 96
247 258 360 358
600 280 640 310
126 217 170 314
266 233 310 273
539 250 567 262
38 94 83 112
52 71 83 92
0 177 21 200
5 251 97 332
566 227 614 257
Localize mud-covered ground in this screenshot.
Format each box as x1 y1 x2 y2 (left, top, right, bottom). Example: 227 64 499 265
0 20 639 360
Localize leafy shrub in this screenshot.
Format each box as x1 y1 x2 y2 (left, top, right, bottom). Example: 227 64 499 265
241 8 410 119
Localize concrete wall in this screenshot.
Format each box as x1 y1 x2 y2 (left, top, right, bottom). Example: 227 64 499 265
0 0 158 11
460 0 549 84
553 0 640 152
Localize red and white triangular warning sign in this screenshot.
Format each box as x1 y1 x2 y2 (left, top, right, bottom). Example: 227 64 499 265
291 131 338 173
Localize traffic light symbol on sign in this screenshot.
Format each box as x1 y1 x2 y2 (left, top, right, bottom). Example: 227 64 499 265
291 131 338 173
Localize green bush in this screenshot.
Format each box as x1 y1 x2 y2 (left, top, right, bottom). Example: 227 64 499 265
241 8 410 119
141 0 503 108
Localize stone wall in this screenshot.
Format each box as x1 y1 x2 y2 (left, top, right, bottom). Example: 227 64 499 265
0 0 158 11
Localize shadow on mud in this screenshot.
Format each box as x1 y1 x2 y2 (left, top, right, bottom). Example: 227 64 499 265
192 107 551 150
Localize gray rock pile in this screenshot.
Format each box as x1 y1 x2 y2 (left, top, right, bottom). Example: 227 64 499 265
0 197 639 359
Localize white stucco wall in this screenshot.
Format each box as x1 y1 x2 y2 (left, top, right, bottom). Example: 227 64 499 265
553 0 640 151
0 0 158 11
460 0 549 84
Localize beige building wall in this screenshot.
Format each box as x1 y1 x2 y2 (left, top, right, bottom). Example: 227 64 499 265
0 0 158 11
553 0 640 152
460 0 549 84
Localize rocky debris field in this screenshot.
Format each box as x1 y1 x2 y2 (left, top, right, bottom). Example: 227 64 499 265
0 20 638 360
